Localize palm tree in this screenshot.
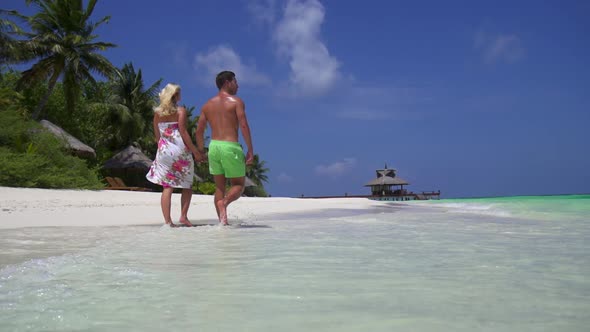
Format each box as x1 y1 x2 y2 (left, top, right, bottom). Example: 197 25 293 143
15 0 117 120
182 104 198 138
246 154 269 186
98 62 161 151
1 9 37 67
0 11 19 63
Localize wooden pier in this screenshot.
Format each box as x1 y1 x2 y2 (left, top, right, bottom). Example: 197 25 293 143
299 164 440 201
299 190 440 201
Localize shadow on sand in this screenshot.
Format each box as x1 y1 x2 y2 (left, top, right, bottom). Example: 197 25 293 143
132 222 271 229
185 223 271 229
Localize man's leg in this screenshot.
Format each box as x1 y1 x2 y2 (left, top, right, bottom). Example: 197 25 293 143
216 177 245 225
225 177 245 207
179 188 193 226
213 174 227 225
160 187 175 226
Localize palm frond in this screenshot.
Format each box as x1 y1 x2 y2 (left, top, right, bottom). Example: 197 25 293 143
80 53 116 78
90 15 110 31
18 56 63 88
83 0 98 22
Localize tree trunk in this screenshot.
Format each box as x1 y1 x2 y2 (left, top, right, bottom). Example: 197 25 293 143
32 72 60 120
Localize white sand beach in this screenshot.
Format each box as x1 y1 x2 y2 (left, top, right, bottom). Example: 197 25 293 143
0 186 386 229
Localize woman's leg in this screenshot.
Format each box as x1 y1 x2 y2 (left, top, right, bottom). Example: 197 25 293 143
179 188 193 226
161 187 175 226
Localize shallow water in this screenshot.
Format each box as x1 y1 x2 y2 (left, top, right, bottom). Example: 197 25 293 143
1 196 588 331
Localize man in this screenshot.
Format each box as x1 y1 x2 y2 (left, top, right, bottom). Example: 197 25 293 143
195 71 254 225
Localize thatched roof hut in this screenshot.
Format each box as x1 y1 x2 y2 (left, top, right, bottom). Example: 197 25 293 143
364 175 409 186
364 164 409 196
103 145 153 170
40 120 96 159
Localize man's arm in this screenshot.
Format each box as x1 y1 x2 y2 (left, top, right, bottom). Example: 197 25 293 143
235 98 254 165
195 106 208 154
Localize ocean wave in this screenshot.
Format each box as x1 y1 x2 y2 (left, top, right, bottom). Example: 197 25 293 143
422 202 512 218
411 195 590 221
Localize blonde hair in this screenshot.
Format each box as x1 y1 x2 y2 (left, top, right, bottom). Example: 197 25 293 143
154 83 181 116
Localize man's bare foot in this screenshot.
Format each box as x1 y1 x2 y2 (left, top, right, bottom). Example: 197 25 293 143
216 200 229 226
165 222 178 228
179 218 193 227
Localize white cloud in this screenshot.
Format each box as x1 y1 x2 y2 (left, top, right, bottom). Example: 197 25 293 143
194 45 271 86
315 158 356 177
277 172 294 183
273 0 341 96
475 32 525 64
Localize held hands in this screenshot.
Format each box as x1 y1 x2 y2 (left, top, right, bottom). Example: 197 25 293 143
193 150 206 163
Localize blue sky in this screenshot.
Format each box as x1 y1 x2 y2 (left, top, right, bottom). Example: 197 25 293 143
7 0 590 198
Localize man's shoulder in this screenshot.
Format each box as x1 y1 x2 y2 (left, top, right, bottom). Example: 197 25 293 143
202 96 218 110
226 95 244 106
205 95 220 104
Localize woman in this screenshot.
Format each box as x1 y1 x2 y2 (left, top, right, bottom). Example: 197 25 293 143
146 83 201 227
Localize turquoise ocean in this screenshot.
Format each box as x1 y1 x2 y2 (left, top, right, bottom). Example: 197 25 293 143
1 195 588 331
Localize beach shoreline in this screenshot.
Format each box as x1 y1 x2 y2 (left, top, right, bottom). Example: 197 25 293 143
0 186 390 229
1 188 588 331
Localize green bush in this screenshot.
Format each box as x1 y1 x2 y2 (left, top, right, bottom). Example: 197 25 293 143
0 108 103 189
0 147 43 187
0 85 31 150
0 143 103 189
194 181 216 195
244 185 269 197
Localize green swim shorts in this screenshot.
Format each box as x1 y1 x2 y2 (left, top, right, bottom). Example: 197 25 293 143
208 140 246 178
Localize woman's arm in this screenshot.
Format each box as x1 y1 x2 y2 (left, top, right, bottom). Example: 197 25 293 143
153 113 160 142
177 107 199 155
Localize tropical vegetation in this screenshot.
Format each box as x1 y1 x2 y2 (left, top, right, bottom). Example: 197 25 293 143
0 0 270 196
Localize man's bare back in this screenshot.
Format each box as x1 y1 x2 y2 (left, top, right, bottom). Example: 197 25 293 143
201 93 242 142
196 84 253 164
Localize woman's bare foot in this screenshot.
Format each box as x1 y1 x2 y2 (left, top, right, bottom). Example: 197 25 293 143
215 200 229 226
165 222 178 228
179 218 193 227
